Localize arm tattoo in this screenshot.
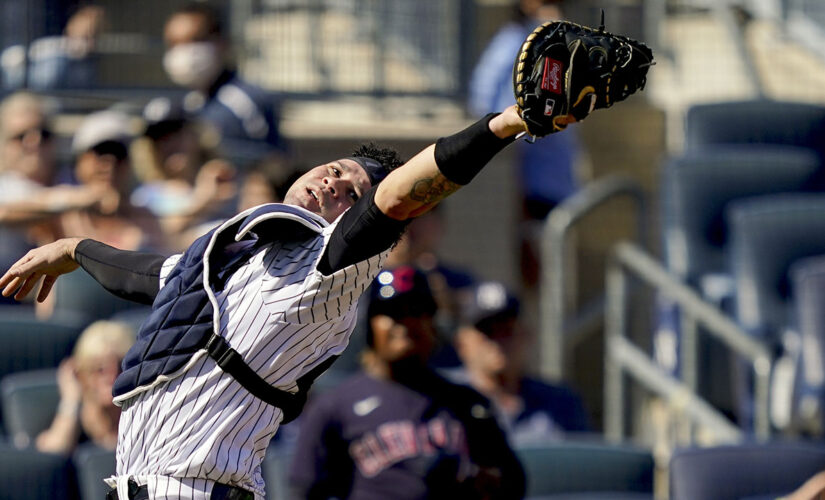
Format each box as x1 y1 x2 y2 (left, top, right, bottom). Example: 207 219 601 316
409 173 461 204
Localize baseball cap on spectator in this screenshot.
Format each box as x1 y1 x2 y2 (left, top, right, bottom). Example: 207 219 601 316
71 110 134 159
460 281 520 336
142 96 189 140
367 266 438 321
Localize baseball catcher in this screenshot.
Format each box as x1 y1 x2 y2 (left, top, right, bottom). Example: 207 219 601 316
1 19 653 500
513 15 654 137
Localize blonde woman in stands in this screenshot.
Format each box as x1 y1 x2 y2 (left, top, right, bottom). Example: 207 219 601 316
36 320 135 454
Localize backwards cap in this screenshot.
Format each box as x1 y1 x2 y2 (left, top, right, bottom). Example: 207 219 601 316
347 156 389 186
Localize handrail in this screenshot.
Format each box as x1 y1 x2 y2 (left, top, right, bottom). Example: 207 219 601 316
604 241 772 442
540 175 646 380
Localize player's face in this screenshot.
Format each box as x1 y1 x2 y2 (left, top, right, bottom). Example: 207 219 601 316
370 314 436 364
283 159 371 223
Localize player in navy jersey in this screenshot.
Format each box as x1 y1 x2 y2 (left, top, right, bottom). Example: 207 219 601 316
0 106 533 499
289 266 525 499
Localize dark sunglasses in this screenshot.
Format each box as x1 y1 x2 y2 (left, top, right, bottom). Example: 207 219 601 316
7 127 53 142
90 140 129 161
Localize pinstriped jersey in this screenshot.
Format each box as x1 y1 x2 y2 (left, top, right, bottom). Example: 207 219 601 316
111 204 389 500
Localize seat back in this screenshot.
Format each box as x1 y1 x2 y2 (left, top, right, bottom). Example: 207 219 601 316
662 147 820 283
515 440 654 497
0 308 84 433
52 270 143 323
728 194 825 341
670 442 825 500
0 441 80 500
73 443 116 500
0 368 59 448
685 100 825 157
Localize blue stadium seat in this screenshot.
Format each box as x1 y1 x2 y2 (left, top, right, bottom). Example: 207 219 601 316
657 149 820 420
0 307 85 434
73 443 116 500
789 255 825 432
0 368 58 448
727 194 825 342
0 440 80 500
670 442 825 500
52 270 145 324
662 148 821 286
684 100 825 159
514 440 654 499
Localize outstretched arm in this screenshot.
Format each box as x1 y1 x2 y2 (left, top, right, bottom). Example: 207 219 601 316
0 238 166 304
374 105 532 220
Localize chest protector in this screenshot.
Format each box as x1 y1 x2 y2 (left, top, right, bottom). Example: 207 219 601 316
112 204 336 423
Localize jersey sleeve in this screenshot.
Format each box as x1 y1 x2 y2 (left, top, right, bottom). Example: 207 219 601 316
317 187 409 276
280 189 407 324
74 239 167 305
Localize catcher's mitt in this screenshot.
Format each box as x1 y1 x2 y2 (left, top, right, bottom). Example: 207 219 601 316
513 19 654 137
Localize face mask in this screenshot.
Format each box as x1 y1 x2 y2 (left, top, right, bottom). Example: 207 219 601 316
163 42 222 89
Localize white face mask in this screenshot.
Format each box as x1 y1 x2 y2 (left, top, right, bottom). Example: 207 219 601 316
163 42 222 90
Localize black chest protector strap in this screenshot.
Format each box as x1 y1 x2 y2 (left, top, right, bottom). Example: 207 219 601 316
205 333 338 424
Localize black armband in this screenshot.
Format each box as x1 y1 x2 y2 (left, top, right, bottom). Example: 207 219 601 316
434 112 516 185
75 239 166 305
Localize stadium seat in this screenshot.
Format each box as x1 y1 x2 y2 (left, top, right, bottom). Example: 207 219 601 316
73 443 116 500
514 440 654 499
52 270 146 324
662 148 821 286
657 149 820 419
0 307 85 434
0 440 80 500
0 368 58 448
727 194 825 342
670 442 825 500
684 100 825 159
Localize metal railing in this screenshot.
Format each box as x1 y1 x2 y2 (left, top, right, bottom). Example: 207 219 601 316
604 241 773 442
540 175 646 380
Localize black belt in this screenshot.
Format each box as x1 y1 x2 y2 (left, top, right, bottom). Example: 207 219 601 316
106 479 254 500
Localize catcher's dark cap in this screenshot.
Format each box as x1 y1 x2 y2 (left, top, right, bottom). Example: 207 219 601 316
142 97 189 140
367 266 437 320
460 281 520 335
347 156 389 186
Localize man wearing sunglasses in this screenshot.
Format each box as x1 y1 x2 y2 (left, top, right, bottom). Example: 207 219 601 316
0 93 122 301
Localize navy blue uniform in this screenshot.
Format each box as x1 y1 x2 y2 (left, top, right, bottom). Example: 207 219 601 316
290 370 525 499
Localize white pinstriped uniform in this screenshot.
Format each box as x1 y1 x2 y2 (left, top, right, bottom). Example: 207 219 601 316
105 205 389 499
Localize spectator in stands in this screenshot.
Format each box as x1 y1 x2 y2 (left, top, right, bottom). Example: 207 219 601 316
130 97 237 250
289 266 525 500
383 204 476 368
1 5 104 89
468 0 588 289
36 320 135 454
0 92 111 302
59 109 165 252
453 281 591 444
162 3 285 164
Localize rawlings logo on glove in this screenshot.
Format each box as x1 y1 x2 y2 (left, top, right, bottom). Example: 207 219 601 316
513 16 654 138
